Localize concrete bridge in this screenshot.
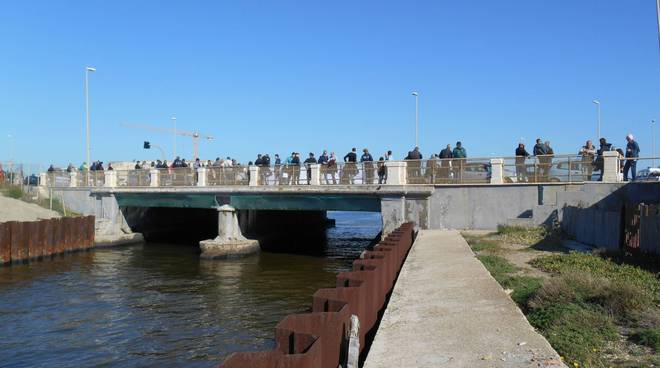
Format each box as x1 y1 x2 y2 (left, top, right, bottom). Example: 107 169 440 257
40 152 659 256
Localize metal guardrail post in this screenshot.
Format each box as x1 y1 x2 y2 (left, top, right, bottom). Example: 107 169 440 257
489 158 504 184
248 166 259 186
384 161 407 185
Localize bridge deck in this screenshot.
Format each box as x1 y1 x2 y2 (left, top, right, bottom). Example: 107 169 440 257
363 230 565 368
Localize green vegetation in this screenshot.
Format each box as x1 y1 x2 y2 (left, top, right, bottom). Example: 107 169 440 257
1 185 23 199
632 328 660 351
466 229 660 368
495 224 548 245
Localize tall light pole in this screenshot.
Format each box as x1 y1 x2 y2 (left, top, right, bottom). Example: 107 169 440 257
656 0 660 51
171 115 177 158
84 67 96 166
652 119 656 167
412 91 419 147
592 99 601 139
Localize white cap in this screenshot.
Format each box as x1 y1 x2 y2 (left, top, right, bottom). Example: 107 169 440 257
626 134 634 140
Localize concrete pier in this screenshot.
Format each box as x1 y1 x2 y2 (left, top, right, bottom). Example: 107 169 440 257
199 205 259 258
363 230 565 368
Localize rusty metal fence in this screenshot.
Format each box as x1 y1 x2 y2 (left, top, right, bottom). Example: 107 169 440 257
623 203 660 255
207 167 249 186
219 222 415 368
116 169 151 187
405 158 491 184
0 216 95 265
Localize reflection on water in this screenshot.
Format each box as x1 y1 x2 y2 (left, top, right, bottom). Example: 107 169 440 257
0 211 381 368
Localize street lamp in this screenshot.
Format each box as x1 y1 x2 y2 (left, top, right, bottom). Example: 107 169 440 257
84 66 96 166
412 91 419 147
592 99 601 140
171 115 177 158
652 119 657 167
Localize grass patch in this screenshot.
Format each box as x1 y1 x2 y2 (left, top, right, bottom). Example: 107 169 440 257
1 185 23 199
631 328 660 351
502 276 543 305
496 224 548 245
477 254 518 281
531 252 660 303
469 241 498 252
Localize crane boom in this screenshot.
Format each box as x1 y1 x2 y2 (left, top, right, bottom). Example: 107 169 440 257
121 122 214 160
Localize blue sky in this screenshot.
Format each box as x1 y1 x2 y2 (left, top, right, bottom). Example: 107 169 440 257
1 0 659 167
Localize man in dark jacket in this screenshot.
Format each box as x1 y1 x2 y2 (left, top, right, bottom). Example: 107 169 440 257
596 138 613 181
304 153 317 184
405 147 423 181
439 144 453 182
515 143 530 182
343 148 358 184
532 139 548 181
291 152 301 185
623 134 640 181
360 148 374 184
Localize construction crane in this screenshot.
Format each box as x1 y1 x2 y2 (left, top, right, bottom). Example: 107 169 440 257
121 123 214 160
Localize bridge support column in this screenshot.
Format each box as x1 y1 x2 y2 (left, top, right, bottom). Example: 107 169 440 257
489 158 504 184
199 205 260 258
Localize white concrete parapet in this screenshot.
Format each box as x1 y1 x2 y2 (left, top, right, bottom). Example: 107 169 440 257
489 158 504 184
39 173 48 187
149 169 159 187
248 166 259 186
602 151 620 182
309 164 321 186
197 167 207 186
385 161 407 185
104 170 117 187
69 172 78 187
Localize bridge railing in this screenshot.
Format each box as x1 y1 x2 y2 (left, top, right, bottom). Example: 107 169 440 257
39 152 657 188
206 166 249 186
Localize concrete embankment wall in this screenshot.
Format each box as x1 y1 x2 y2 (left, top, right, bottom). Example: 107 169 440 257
0 216 95 265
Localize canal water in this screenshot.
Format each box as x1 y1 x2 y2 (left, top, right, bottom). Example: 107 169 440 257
0 211 381 368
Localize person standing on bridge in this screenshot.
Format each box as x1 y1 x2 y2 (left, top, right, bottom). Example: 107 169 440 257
304 152 317 184
377 156 386 184
515 143 530 182
452 142 467 182
532 139 547 182
596 138 613 181
274 154 282 185
439 144 453 183
579 140 596 181
361 148 374 184
291 152 301 185
326 152 338 184
623 134 640 181
343 148 358 184
405 147 423 181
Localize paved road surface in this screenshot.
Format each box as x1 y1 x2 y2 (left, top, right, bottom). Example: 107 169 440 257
363 230 565 368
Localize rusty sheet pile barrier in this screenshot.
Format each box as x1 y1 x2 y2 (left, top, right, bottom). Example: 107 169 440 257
0 216 95 265
219 222 415 368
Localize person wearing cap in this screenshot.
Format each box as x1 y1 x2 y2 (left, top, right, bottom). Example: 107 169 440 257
624 134 640 181
360 148 374 184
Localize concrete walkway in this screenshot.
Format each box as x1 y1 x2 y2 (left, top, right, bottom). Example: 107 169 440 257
363 230 565 368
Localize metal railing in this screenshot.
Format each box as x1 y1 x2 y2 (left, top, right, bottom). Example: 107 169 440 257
207 166 249 186
158 168 195 186
75 171 106 187
115 169 151 187
405 158 491 184
616 156 659 182
501 155 595 183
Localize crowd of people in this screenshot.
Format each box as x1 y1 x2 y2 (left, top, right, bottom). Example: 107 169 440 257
44 133 646 185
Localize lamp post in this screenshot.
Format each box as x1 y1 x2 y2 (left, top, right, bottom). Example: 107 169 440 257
592 99 601 140
412 91 419 147
172 115 177 158
652 119 657 167
84 67 96 166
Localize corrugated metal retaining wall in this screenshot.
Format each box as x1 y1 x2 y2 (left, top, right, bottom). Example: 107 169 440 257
0 216 95 265
219 222 415 368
